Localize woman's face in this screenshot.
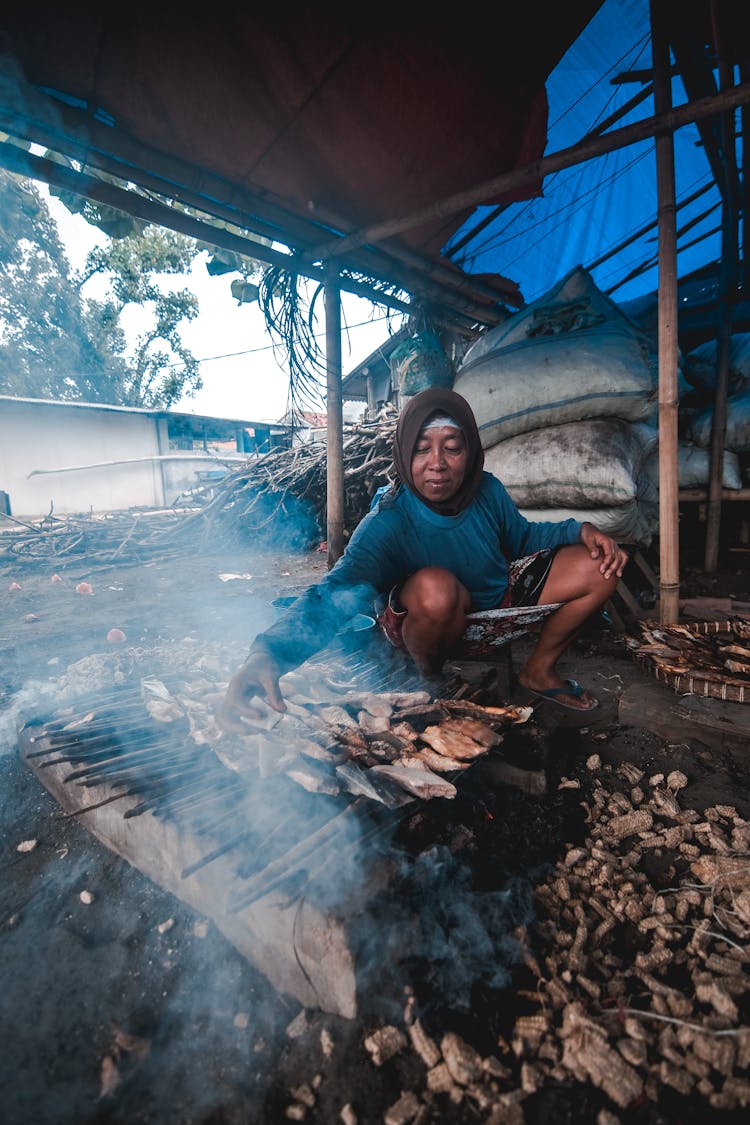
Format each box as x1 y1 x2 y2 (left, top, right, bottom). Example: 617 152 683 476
410 425 468 505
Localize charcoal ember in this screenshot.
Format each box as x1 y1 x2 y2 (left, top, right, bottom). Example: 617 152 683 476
406 1020 440 1069
383 1090 421 1125
440 1031 483 1086
363 1025 407 1066
559 1003 644 1108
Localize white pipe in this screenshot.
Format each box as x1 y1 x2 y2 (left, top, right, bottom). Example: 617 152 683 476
27 452 254 478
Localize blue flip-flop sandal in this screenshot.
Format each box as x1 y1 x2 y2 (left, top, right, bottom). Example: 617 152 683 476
530 678 599 712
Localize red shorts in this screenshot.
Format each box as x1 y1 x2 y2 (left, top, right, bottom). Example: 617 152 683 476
377 549 561 657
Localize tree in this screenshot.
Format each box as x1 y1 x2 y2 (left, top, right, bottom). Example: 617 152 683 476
0 170 204 408
78 228 202 408
0 170 117 402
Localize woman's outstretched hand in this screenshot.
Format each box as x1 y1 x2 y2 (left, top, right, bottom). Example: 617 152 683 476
580 522 629 581
217 650 286 733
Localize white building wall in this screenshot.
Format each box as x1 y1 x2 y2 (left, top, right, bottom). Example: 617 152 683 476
0 398 165 518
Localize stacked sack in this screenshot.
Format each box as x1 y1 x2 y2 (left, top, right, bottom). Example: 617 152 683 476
641 444 743 500
453 266 662 546
680 333 750 479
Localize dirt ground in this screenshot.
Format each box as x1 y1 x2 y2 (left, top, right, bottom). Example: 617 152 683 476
1 536 749 1124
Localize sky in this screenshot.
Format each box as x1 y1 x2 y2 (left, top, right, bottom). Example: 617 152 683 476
42 186 397 424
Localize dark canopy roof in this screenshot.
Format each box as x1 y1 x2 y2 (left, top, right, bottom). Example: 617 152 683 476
0 2 602 332
0 2 746 340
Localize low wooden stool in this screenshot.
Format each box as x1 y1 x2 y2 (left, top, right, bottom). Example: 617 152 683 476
449 643 514 701
606 548 660 631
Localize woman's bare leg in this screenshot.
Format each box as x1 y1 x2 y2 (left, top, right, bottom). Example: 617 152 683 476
516 545 619 709
399 567 471 675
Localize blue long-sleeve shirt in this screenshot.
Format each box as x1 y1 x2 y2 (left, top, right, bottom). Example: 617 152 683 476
255 471 582 671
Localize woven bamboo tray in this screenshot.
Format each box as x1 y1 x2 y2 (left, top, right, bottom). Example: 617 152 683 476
633 617 750 704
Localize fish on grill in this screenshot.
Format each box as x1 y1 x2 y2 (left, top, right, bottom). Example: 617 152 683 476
296 737 344 764
396 749 471 774
369 763 458 800
391 721 419 743
286 762 340 796
318 704 362 730
439 699 534 724
357 711 392 735
420 718 499 760
80 660 535 812
335 762 414 807
346 690 432 710
144 698 185 723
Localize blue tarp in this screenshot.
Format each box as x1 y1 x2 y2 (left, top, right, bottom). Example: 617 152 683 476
444 0 727 310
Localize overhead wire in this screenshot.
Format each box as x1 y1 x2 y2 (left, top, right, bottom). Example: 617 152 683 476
162 310 392 369
448 16 666 296
447 29 653 262
464 146 652 269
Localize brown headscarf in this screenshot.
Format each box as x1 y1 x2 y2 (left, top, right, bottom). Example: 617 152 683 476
392 388 485 515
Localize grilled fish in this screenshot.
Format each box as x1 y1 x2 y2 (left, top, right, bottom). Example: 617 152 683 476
369 763 457 800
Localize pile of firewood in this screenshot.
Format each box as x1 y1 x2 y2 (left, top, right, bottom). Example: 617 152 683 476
2 410 399 566
1 508 199 567
280 754 750 1120
192 410 398 548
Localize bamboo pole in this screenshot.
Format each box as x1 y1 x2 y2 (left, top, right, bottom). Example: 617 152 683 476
742 62 749 294
324 262 345 567
651 1 680 624
704 235 735 572
704 48 740 573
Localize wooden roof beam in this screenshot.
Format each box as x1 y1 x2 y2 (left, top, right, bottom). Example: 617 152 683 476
0 141 511 335
669 30 740 211
0 68 518 318
307 82 750 262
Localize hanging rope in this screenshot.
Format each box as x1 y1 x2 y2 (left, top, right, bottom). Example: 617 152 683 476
257 267 327 421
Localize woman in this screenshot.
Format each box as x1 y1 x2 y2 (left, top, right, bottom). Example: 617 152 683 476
218 388 628 728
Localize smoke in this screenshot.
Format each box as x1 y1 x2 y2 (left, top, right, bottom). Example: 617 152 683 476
0 677 67 754
2 509 550 1103
351 841 535 1018
0 731 291 1122
405 845 533 1003
227 489 321 552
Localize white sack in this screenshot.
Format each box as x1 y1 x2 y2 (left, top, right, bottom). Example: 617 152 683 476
518 501 659 548
454 266 657 446
461 264 648 367
484 419 658 509
687 389 750 452
683 333 750 397
642 444 743 491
